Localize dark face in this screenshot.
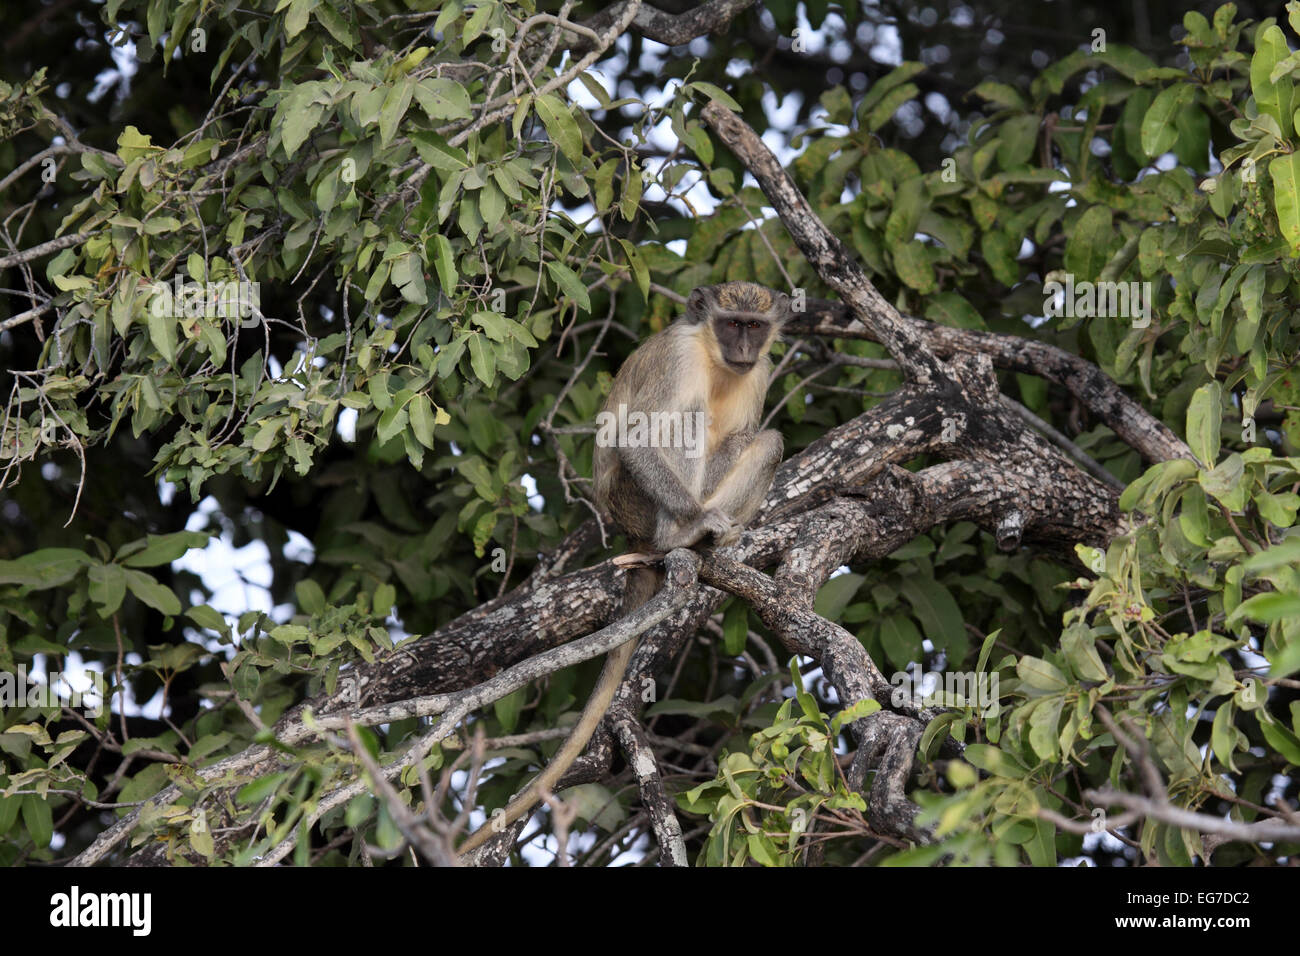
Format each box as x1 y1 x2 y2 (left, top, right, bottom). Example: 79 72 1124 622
712 313 772 373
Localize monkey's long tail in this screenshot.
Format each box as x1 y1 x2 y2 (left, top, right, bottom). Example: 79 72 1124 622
456 561 658 859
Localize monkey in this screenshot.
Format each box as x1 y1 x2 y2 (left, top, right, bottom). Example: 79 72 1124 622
593 280 791 567
456 282 790 859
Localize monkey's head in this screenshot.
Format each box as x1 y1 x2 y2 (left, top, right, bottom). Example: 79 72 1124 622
685 281 792 374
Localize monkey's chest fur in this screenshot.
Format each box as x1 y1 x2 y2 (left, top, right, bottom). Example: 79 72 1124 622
701 349 767 455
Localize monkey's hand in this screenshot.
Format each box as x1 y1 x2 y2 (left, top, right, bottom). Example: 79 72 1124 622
689 507 741 546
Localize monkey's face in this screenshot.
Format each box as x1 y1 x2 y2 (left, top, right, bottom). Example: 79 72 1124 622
712 313 776 373
687 282 791 374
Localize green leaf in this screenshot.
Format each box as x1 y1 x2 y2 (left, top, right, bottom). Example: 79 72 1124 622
0 548 93 588
971 81 1026 110
376 405 408 444
534 93 584 165
1212 702 1241 772
0 794 19 836
413 78 472 121
188 604 229 633
831 698 882 735
1140 84 1194 158
315 1 357 45
429 234 457 293
564 783 627 831
616 238 649 301
189 813 215 858
494 686 526 734
899 577 966 660
468 334 496 386
471 309 510 342
88 563 127 616
1229 591 1300 625
411 131 469 171
924 292 985 329
409 393 437 449
892 240 935 293
123 568 181 616
814 573 863 622
462 1 492 42
1252 25 1295 139
295 580 327 615
1269 153 1300 257
1117 87 1154 167
864 83 920 132
22 795 53 848
1061 629 1108 682
858 62 925 124
277 83 326 159
996 114 1040 169
690 81 742 111
1017 655 1069 691
1063 205 1114 279
879 614 924 669
119 531 210 567
269 624 309 644
963 743 1027 778
1242 538 1300 573
283 0 313 38
1186 382 1222 466
1174 106 1210 171
722 599 749 656
1257 710 1300 765
545 260 591 311
148 307 176 365
236 771 287 805
1179 484 1211 546
981 230 1019 286
1199 453 1246 510
378 79 415 149
883 176 925 247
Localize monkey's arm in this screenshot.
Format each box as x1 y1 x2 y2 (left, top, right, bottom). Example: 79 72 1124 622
617 444 703 521
456 638 636 858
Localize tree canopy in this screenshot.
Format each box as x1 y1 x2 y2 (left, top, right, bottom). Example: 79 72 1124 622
1 0 1298 867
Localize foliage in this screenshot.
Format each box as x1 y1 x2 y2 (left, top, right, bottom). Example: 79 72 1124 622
684 5 1300 866
0 0 1297 866
677 660 878 866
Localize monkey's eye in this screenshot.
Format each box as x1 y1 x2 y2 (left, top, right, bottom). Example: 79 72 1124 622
747 321 761 330
728 319 741 328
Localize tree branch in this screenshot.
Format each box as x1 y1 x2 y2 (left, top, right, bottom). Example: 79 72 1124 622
700 99 951 385
787 296 1195 465
573 0 758 51
0 233 87 271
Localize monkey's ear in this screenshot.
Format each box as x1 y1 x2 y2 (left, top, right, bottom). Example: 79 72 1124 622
685 286 713 324
772 291 793 323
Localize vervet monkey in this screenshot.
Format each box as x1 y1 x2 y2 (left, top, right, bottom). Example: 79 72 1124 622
594 280 791 573
457 282 790 859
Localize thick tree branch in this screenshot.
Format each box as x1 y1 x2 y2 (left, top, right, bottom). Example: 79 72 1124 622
613 716 689 866
700 99 951 385
574 0 757 51
787 296 1194 464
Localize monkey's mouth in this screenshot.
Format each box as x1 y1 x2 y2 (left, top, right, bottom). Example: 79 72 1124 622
726 360 757 374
